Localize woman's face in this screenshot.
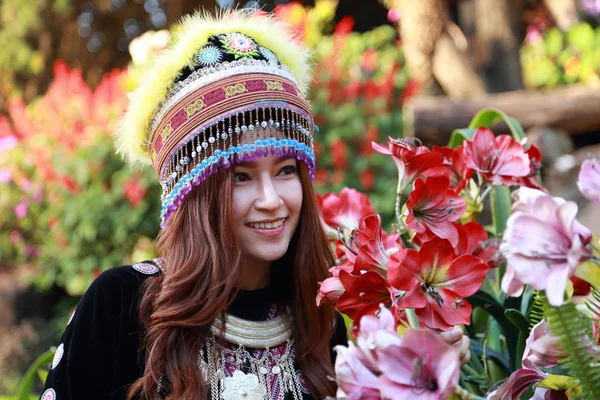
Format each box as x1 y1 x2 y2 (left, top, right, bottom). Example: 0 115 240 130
231 151 303 268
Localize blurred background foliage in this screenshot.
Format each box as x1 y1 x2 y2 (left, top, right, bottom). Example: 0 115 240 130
522 22 600 87
2 0 600 396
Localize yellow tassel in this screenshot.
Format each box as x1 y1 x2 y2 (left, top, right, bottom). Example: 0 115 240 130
114 9 312 167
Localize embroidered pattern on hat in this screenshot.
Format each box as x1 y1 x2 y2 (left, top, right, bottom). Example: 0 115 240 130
259 46 279 63
132 262 161 275
41 388 56 400
51 343 64 369
220 32 259 59
196 45 223 67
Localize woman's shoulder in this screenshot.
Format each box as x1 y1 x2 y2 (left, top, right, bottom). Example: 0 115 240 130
72 259 164 326
88 259 164 299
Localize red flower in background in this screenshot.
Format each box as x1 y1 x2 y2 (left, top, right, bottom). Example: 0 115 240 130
330 137 348 170
388 238 489 331
361 49 378 73
464 127 530 186
360 169 375 191
317 188 376 232
334 16 354 36
406 175 467 247
123 178 147 207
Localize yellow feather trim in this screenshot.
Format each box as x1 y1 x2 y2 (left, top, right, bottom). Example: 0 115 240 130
115 9 313 167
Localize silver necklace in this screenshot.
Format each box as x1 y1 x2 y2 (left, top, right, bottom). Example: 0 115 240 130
157 311 307 399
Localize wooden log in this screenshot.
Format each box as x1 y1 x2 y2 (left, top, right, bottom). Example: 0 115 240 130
403 85 600 145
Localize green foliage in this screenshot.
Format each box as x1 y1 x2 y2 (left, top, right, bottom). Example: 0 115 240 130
0 349 54 400
0 0 71 101
521 23 600 88
544 296 600 399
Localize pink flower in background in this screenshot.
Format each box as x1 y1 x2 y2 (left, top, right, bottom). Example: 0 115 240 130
317 188 376 233
406 176 467 247
522 320 564 371
388 238 489 331
502 187 593 306
377 329 460 400
0 168 11 183
0 134 17 153
14 199 29 219
577 158 600 205
464 128 530 186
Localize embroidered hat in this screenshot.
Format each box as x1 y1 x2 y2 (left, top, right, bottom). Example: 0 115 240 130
115 10 315 227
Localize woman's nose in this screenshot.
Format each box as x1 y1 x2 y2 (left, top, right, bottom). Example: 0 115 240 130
255 176 283 210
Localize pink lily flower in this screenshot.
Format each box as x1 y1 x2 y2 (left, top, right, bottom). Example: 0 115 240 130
522 320 564 371
577 158 600 206
502 187 593 306
377 329 460 400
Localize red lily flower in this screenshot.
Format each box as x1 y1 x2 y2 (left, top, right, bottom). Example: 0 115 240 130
317 188 376 233
463 127 530 186
372 137 447 192
336 269 394 321
406 175 467 247
432 145 473 192
342 215 392 275
455 221 503 269
512 143 547 192
388 238 489 331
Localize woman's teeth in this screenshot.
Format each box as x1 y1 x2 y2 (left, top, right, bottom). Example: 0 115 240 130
249 218 285 230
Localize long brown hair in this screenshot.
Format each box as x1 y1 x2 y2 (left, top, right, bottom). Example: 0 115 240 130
127 162 337 399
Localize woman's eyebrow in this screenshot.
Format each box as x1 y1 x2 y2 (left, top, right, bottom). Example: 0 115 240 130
236 155 295 168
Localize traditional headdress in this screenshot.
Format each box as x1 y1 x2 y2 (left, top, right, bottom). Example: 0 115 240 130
115 10 316 227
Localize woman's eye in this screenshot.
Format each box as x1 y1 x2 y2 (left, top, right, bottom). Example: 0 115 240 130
278 165 297 176
234 172 249 183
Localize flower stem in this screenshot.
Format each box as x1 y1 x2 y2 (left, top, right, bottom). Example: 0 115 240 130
454 386 486 400
405 308 420 329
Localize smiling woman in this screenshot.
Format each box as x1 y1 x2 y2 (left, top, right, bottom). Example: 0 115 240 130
40 9 346 400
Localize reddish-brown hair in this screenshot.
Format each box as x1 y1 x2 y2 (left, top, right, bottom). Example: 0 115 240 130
127 162 337 399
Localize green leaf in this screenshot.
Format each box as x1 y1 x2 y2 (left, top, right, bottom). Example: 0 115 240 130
468 108 526 142
16 349 55 400
543 295 600 398
490 186 511 237
538 374 579 391
447 128 476 149
505 308 530 332
576 261 600 289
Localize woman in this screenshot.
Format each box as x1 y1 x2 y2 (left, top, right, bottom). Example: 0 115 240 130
41 10 469 400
